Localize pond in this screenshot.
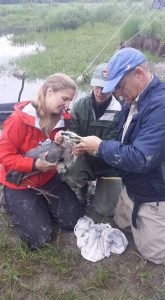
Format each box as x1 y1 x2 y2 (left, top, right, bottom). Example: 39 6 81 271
0 35 86 104
0 35 45 103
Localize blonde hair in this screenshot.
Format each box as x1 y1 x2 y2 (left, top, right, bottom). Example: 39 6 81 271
34 73 76 135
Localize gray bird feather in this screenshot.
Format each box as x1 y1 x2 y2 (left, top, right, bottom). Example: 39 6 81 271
6 139 74 185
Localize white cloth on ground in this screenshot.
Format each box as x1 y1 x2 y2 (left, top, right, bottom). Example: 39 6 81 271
74 215 128 262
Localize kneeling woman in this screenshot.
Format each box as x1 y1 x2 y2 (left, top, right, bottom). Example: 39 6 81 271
0 73 84 249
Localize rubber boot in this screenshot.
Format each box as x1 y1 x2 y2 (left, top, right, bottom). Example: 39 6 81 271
94 177 122 217
0 186 6 212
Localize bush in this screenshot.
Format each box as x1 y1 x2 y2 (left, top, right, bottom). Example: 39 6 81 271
120 18 142 40
44 6 89 31
141 19 162 39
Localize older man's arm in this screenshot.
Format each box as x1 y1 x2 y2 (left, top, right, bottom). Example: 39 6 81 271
75 100 165 174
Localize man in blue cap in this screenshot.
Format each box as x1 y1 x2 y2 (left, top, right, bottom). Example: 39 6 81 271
74 47 165 265
56 63 122 216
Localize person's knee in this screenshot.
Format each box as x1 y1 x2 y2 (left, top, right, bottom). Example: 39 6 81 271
58 203 84 231
18 224 53 249
133 231 165 265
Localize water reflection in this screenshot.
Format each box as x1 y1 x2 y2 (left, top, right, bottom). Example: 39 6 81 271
0 34 46 103
0 76 44 103
0 35 87 104
0 34 45 68
0 75 86 104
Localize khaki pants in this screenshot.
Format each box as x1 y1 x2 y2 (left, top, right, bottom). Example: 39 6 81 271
114 185 165 265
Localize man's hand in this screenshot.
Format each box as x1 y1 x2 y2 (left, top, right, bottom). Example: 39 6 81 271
73 136 102 154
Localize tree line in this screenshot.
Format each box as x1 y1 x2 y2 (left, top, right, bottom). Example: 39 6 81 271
0 0 76 3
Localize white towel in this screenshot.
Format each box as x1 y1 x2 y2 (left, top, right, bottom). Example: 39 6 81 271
74 216 128 262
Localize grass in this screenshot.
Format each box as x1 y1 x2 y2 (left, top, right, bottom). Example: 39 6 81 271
0 198 165 300
14 22 165 83
1 0 165 81
14 22 120 80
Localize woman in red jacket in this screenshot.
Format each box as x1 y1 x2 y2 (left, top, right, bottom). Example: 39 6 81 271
0 73 84 249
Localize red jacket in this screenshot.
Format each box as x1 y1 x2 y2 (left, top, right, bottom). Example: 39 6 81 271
0 101 67 189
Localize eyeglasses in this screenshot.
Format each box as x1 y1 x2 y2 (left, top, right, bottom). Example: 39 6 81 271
113 68 135 95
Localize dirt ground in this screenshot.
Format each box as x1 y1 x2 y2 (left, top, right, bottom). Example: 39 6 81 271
150 61 165 81
0 183 165 300
1 61 165 300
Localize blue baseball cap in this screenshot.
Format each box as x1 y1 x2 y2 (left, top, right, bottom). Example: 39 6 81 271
102 47 147 93
90 63 108 88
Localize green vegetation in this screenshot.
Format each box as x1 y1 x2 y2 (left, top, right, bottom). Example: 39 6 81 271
120 18 142 41
0 207 165 300
0 2 129 35
120 10 165 41
15 23 119 79
1 0 165 80
0 185 165 300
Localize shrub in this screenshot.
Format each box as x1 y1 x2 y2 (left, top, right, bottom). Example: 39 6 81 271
120 18 142 40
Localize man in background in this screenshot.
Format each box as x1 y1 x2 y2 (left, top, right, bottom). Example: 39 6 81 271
57 63 122 216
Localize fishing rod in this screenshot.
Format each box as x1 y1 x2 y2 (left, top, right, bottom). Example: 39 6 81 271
77 6 164 81
101 13 163 69
76 5 139 84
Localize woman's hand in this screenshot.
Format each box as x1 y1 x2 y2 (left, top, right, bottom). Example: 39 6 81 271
73 136 102 154
35 158 57 172
54 130 64 144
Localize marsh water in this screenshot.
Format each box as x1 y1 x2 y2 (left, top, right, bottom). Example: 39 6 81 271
0 35 86 104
